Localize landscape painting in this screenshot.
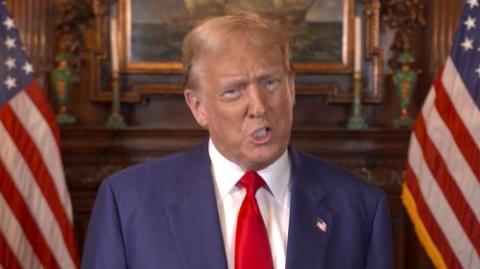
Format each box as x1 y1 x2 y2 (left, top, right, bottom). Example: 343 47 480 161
128 0 344 65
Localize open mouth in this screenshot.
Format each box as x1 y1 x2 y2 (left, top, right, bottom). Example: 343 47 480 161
250 127 272 144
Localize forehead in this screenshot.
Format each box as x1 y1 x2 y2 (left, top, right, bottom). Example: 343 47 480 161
199 40 284 76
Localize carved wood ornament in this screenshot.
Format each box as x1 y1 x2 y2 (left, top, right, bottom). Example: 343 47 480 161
52 0 115 77
52 0 94 76
380 0 427 68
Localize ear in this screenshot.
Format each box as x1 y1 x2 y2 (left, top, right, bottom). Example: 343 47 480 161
288 74 296 106
184 89 208 128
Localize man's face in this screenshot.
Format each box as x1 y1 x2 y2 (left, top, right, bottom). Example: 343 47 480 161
185 40 295 171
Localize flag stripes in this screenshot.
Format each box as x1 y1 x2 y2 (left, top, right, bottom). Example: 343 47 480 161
420 97 480 218
24 81 61 146
404 74 480 268
9 89 74 221
0 194 38 269
402 4 480 268
441 59 480 144
0 162 61 269
414 114 480 254
1 95 78 262
0 3 79 268
0 99 77 268
404 167 461 269
408 134 478 268
439 61 480 179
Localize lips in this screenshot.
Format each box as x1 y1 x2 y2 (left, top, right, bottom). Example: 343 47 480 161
250 127 272 144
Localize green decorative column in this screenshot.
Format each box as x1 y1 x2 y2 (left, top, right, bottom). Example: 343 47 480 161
393 50 416 127
50 51 76 124
105 73 126 129
347 72 367 129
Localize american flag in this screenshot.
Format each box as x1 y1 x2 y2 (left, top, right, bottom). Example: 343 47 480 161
402 1 480 268
0 2 79 268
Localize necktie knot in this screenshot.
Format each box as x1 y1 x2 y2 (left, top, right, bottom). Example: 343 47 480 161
238 171 265 195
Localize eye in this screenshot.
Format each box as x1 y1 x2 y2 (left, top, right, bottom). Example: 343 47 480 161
220 86 241 100
262 77 281 91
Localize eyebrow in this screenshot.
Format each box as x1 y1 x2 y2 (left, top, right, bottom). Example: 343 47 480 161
219 68 281 83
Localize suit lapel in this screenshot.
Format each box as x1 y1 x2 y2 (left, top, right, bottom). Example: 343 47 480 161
164 142 228 269
285 148 333 269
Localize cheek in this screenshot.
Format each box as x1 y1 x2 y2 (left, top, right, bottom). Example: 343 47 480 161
272 92 293 113
205 103 242 131
272 97 294 130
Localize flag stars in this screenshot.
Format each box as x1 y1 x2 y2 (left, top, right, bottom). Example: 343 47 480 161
461 37 474 51
4 36 16 49
2 16 14 30
464 16 476 30
22 62 33 74
467 0 479 9
3 76 17 90
476 65 480 77
4 57 16 70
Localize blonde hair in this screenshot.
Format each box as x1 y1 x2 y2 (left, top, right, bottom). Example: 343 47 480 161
181 12 293 90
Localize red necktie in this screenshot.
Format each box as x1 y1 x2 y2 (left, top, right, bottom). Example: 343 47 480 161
235 171 274 269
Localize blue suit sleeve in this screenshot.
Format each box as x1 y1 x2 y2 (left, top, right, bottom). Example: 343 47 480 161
81 179 128 269
364 193 393 269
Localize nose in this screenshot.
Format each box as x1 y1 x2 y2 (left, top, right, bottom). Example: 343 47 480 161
247 85 267 118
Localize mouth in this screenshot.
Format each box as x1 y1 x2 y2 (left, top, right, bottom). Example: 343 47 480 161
249 127 272 144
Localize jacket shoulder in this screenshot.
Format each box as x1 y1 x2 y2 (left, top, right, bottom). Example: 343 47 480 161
292 149 384 201
107 150 189 185
101 144 206 206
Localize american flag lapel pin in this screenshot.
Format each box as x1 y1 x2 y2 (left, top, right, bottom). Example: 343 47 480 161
316 218 327 233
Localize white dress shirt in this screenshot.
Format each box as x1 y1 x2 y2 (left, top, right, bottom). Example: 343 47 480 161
208 139 291 269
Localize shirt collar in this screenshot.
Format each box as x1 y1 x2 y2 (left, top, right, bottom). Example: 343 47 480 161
208 139 290 204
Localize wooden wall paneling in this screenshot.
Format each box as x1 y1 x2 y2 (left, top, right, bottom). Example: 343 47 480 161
405 0 463 119
429 0 463 75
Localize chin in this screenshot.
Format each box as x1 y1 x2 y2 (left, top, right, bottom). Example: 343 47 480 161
244 153 280 170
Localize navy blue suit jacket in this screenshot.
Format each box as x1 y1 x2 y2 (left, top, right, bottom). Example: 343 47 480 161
82 142 393 268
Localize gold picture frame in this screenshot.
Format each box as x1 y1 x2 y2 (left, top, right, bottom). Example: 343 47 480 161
118 0 353 74
91 0 384 103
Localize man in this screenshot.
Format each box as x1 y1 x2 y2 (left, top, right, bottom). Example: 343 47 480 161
82 12 392 269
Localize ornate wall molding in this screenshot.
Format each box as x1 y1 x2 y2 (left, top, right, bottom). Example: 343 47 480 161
65 163 405 190
380 0 427 68
52 0 115 77
61 127 410 190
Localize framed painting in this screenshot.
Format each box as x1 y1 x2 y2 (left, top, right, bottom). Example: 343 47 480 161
116 0 354 74
100 0 385 102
